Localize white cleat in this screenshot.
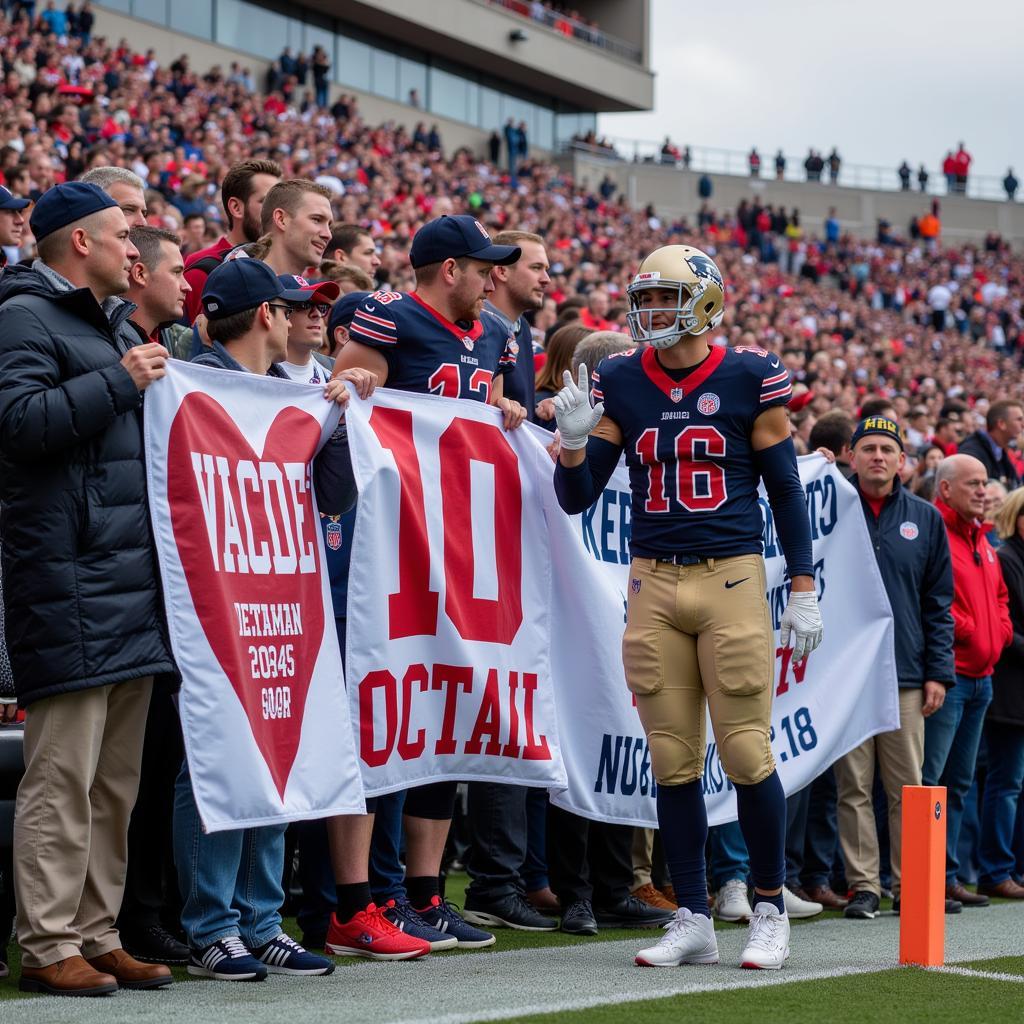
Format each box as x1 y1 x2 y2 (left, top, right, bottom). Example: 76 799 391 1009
714 878 754 922
783 885 823 919
740 902 791 970
635 908 719 967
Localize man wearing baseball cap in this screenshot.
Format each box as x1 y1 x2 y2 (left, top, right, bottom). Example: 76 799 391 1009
0 181 176 995
171 256 360 982
320 215 526 960
833 416 958 920
0 183 29 268
276 274 340 385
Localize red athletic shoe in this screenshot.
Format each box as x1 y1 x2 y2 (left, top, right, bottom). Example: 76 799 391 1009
324 904 431 960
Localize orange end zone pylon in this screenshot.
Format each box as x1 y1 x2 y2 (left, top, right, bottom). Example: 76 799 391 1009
899 785 946 967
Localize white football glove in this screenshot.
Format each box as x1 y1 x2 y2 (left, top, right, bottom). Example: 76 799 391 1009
779 589 823 663
552 363 604 450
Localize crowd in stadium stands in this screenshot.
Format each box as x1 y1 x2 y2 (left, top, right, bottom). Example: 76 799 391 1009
488 0 608 49
0 0 1023 993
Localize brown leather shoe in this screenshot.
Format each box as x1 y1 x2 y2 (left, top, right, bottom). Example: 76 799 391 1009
19 955 118 996
631 883 678 911
803 884 849 910
946 882 990 907
87 949 173 990
526 886 561 913
660 884 676 905
977 877 1024 900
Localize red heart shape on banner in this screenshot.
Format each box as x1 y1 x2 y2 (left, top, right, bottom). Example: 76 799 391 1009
166 391 326 799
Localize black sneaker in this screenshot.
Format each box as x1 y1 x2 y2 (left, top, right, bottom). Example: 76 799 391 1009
121 921 190 965
594 894 673 928
560 899 598 935
844 891 880 919
463 891 558 931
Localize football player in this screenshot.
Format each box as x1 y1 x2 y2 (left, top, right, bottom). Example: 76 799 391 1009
552 245 823 970
328 215 526 954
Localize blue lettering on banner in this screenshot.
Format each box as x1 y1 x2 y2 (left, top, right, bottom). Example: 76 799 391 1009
594 733 656 796
767 558 826 629
760 473 840 557
703 707 819 787
582 490 631 565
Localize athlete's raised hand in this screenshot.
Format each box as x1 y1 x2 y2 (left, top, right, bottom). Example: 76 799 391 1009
779 589 823 663
552 363 604 451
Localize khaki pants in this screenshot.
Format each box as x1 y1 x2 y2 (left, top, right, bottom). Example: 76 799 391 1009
833 687 925 899
15 677 153 967
632 827 655 890
623 555 776 787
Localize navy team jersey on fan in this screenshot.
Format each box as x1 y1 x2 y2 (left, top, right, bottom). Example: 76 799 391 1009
348 289 517 401
593 345 793 559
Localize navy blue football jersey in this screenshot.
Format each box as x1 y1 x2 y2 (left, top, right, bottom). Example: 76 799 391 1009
320 509 355 618
348 289 516 401
593 344 793 559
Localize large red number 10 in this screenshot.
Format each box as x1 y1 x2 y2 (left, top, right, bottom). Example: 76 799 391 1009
368 406 523 644
635 425 727 512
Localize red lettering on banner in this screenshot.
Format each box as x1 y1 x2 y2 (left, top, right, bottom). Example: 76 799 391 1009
521 673 551 760
774 647 809 697
465 668 503 756
439 418 524 644
166 392 325 798
367 406 440 639
432 664 473 755
356 663 551 765
500 672 521 758
398 664 428 760
359 670 397 768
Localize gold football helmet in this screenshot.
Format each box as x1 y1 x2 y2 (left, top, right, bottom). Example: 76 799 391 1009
626 245 726 349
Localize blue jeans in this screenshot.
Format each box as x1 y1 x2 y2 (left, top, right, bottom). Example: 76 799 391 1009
172 760 285 949
922 674 992 884
978 721 1024 886
709 820 749 890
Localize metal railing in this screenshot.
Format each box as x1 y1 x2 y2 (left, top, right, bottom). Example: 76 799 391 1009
481 0 644 64
564 137 1012 203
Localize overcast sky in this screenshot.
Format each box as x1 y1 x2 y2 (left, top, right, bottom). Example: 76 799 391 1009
598 0 1023 185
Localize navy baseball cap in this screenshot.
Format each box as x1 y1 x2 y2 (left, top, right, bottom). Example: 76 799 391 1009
409 215 520 269
0 185 29 211
202 259 308 320
30 181 117 241
328 290 370 336
851 416 904 451
277 273 341 304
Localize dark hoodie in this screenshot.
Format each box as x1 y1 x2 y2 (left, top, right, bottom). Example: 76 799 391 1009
0 262 176 705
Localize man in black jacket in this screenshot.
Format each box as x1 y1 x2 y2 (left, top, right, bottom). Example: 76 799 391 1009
0 181 176 995
958 400 1023 489
832 417 958 920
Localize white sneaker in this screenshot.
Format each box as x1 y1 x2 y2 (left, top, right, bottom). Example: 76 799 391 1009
740 902 790 969
714 878 753 922
783 885 823 919
635 908 719 967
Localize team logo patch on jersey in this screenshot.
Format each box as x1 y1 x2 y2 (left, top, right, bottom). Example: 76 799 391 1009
631 578 642 593
325 520 343 550
697 392 721 415
670 387 683 403
462 336 475 351
899 521 919 541
507 337 519 356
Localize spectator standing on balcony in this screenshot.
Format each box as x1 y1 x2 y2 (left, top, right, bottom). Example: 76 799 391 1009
827 148 841 184
918 165 929 192
898 161 912 191
661 137 677 165
942 151 956 192
953 143 971 194
312 45 330 108
924 455 1012 909
504 117 517 174
748 147 761 177
516 121 528 162
681 145 691 169
488 130 500 164
775 149 786 180
1004 169 1018 201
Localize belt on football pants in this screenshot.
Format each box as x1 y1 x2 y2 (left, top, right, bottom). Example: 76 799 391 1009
654 554 707 566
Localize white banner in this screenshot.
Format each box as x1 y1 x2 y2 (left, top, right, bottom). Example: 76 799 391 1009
545 456 901 827
145 361 365 832
343 390 567 796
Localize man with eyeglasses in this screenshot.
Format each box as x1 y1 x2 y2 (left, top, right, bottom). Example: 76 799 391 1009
275 274 340 385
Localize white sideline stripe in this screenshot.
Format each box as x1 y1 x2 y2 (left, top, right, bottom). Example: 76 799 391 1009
389 962 906 1024
928 965 1024 984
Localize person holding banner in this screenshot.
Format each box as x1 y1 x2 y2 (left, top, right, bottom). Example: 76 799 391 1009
170 256 363 982
832 416 957 921
552 244 822 971
328 214 527 954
